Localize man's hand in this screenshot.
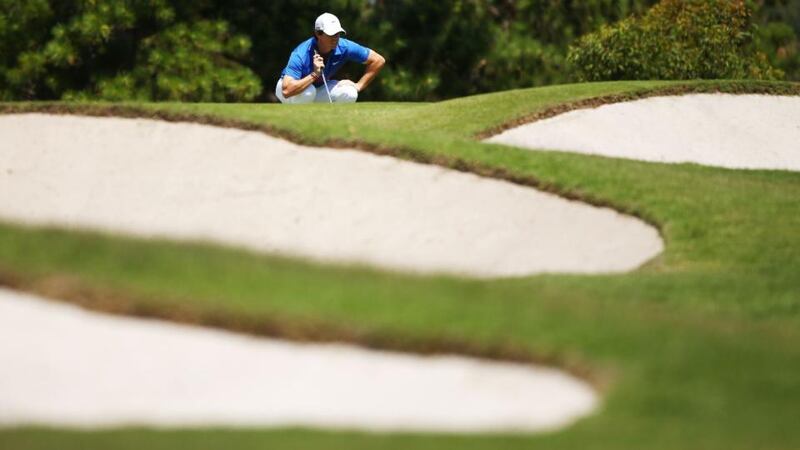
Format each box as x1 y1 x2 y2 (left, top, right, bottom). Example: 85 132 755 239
313 51 325 77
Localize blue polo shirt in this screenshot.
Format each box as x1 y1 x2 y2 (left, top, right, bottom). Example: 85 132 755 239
280 37 371 87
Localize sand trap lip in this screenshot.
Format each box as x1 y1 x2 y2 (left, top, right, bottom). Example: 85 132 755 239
0 113 662 277
0 288 598 432
487 94 800 171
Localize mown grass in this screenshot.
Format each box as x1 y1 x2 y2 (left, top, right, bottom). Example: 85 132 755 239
1 80 800 449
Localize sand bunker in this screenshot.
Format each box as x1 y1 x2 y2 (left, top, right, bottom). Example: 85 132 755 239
0 288 598 432
0 112 613 433
0 113 662 277
487 94 800 171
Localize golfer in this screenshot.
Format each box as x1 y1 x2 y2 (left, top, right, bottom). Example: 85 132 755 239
276 13 385 104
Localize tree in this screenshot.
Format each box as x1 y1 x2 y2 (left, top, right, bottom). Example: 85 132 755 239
757 0 800 80
567 0 782 81
2 0 792 102
1 0 261 101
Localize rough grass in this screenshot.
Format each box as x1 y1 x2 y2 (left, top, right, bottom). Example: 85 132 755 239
1 80 800 449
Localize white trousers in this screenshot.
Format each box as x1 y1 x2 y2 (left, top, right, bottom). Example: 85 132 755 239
275 78 358 104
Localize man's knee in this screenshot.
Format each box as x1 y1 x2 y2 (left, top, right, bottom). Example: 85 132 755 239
285 85 316 104
293 85 317 104
330 83 358 104
276 79 316 104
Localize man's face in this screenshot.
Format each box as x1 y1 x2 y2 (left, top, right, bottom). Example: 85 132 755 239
316 32 341 55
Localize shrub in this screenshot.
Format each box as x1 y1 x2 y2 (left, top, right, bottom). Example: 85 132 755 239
2 0 261 102
567 0 782 81
69 21 262 102
473 29 566 93
758 0 800 80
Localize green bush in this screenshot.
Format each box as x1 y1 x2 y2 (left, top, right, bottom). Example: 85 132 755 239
1 0 261 101
2 0 794 101
65 21 262 102
356 0 657 100
352 0 494 101
758 0 800 80
472 29 566 93
567 0 782 81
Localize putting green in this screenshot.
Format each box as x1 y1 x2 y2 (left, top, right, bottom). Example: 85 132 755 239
1 80 800 450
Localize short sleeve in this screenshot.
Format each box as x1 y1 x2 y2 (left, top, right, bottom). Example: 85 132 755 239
345 40 371 64
284 52 305 79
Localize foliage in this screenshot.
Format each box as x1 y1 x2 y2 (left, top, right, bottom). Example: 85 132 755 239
0 0 667 101
0 0 53 100
207 0 365 100
357 0 658 100
568 0 782 81
471 30 564 94
0 0 794 101
0 0 261 101
489 0 656 45
757 0 800 80
65 21 262 102
352 0 495 100
469 1 639 97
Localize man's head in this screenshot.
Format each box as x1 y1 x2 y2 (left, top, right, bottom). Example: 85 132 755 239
314 13 345 54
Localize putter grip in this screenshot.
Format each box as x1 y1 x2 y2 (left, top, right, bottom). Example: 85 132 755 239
314 50 325 69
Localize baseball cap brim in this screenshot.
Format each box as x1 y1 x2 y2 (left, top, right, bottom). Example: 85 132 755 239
318 25 346 36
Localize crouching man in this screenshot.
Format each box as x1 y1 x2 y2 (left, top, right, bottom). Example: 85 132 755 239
276 13 386 104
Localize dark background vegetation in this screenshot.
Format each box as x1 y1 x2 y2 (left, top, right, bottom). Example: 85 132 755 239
1 0 798 102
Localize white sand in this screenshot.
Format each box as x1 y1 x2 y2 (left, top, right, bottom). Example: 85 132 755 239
487 94 800 171
0 288 598 432
0 113 662 277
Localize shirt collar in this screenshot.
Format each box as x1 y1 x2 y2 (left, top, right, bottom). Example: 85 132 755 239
310 38 344 59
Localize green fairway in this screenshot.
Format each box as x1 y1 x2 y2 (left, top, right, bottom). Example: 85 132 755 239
1 80 800 449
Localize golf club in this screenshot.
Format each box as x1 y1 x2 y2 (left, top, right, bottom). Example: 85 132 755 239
315 50 333 104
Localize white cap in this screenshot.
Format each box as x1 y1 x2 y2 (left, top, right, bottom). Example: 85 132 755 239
314 13 346 36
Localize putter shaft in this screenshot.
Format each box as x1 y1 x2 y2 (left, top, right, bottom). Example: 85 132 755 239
315 50 333 104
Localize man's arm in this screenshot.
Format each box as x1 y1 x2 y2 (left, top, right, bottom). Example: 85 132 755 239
355 50 386 92
282 51 325 98
281 73 318 98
